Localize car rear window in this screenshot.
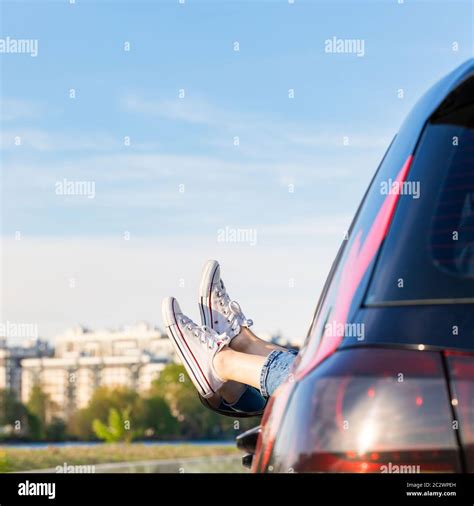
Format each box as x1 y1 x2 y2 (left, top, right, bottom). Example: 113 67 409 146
365 98 474 305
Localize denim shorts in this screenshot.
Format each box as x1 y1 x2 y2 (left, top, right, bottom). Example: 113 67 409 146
259 349 298 398
219 349 298 414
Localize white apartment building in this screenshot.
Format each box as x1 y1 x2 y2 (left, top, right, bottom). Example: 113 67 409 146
0 338 52 397
20 322 176 418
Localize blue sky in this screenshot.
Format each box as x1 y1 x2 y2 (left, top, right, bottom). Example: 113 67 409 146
1 0 473 342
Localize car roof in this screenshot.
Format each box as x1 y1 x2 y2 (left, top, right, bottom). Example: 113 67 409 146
399 59 474 137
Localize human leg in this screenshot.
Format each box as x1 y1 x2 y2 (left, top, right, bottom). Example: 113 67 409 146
213 347 297 398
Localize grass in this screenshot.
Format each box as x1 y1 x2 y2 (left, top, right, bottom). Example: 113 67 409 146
0 443 241 473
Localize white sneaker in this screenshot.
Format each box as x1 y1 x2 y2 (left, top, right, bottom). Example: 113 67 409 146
162 296 228 398
198 259 253 340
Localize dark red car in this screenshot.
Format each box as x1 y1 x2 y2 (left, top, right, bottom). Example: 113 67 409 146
238 59 474 473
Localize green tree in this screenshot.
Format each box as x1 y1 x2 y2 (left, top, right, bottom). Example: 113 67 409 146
92 407 135 443
68 365 259 442
151 363 257 440
27 385 48 424
136 395 179 439
26 413 43 440
68 386 140 440
26 384 57 440
0 389 29 439
45 417 67 441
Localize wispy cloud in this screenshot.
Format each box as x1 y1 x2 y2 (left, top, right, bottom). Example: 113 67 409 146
0 129 161 152
122 94 224 126
263 215 353 240
287 132 392 149
1 233 342 342
1 98 46 122
0 128 119 152
2 150 367 199
121 93 393 160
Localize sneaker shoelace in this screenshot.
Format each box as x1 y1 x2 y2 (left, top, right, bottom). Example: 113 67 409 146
178 315 228 349
214 281 253 334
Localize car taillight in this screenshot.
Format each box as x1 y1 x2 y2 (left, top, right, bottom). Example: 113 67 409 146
264 348 461 473
252 380 294 473
445 353 474 472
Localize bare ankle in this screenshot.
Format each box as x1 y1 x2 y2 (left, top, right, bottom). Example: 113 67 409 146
230 327 280 357
230 327 254 353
